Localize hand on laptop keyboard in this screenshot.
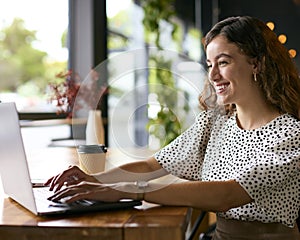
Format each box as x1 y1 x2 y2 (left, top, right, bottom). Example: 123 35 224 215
44 165 99 192
47 181 135 204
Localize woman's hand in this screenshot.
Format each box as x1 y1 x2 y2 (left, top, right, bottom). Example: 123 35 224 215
44 165 99 192
47 181 133 203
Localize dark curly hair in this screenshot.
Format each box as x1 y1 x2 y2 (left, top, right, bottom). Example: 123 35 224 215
199 16 300 119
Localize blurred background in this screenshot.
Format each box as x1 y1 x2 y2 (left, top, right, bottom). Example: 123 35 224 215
0 0 299 150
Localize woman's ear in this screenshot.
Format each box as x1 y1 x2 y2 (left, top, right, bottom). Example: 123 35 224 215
250 57 262 74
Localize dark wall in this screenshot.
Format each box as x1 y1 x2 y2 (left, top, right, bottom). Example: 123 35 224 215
172 0 300 69
138 0 300 69
218 0 300 69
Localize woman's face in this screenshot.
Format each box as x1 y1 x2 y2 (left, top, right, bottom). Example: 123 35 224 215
206 35 258 107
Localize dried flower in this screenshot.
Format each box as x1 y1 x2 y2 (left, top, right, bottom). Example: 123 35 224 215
48 70 80 118
48 69 108 118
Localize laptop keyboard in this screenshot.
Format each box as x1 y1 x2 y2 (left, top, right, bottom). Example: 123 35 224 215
33 187 96 207
33 187 53 201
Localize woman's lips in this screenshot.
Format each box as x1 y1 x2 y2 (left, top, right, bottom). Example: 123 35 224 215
215 83 230 94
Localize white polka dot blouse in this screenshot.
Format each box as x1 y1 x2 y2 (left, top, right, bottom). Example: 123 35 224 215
154 110 300 227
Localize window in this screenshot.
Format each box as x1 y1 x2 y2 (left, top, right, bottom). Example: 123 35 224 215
106 0 205 150
0 0 70 149
0 0 205 150
0 0 69 116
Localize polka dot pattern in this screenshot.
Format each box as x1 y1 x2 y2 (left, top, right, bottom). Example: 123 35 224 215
154 110 300 227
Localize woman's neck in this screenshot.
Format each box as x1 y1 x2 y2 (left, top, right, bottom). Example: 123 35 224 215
235 103 281 130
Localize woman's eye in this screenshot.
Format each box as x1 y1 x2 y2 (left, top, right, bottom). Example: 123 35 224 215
218 61 228 66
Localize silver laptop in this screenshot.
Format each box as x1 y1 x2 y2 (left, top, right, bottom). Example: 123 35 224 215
0 102 141 216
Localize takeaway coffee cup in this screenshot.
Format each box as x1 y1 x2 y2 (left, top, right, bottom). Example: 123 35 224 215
77 144 107 174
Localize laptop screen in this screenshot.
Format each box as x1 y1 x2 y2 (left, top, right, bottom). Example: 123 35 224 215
0 102 37 214
0 102 142 216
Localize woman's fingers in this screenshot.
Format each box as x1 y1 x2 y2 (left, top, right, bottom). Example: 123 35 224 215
48 183 97 202
48 186 79 202
48 182 119 203
47 166 84 191
44 176 54 186
45 166 100 192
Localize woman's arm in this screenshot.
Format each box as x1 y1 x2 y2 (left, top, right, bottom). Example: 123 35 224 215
49 177 252 212
46 156 168 191
92 156 168 183
138 180 253 212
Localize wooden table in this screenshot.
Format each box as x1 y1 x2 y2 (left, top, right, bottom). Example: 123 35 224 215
0 147 192 240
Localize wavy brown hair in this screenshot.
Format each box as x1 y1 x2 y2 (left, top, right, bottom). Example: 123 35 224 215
199 16 300 119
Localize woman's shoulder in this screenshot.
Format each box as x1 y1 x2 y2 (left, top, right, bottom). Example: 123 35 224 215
194 110 233 132
266 114 300 147
275 113 300 131
196 109 228 122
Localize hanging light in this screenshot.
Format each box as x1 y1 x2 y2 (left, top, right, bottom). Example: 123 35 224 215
288 49 297 58
278 34 287 44
266 21 275 31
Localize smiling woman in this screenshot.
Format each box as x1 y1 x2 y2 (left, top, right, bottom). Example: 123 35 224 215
205 35 262 118
45 16 300 240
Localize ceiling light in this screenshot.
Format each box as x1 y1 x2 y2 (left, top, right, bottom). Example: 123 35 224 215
278 34 287 44
288 49 297 58
266 22 275 31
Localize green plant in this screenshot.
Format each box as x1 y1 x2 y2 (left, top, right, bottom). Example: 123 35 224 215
142 0 178 50
142 0 188 147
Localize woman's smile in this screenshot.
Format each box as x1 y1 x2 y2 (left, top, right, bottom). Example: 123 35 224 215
214 82 230 95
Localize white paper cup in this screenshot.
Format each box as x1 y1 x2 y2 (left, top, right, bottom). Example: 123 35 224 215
77 145 107 174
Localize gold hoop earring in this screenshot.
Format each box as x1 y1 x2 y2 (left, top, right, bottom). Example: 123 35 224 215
253 73 257 82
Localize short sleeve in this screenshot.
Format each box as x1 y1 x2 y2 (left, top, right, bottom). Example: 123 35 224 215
235 132 300 227
154 110 217 180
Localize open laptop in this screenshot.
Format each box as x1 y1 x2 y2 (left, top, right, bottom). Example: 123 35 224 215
0 102 141 216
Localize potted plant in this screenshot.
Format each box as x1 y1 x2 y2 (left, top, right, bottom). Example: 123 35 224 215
47 69 107 144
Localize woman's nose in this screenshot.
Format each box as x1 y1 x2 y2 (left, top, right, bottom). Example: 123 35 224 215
208 65 220 82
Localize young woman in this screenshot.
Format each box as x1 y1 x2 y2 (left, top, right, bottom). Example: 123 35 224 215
46 16 300 239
